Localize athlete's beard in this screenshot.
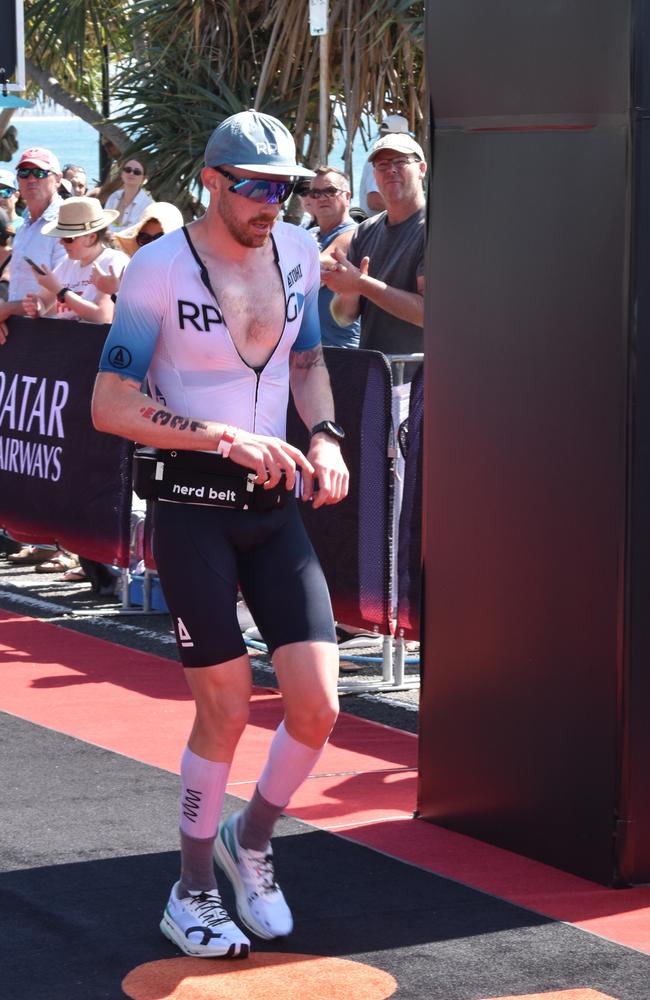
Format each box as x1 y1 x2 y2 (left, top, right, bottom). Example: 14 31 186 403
217 195 277 248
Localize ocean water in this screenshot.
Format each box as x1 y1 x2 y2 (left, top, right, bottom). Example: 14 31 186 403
7 114 372 201
8 115 101 186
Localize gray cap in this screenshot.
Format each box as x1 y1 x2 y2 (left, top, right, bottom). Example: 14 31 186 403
204 110 315 178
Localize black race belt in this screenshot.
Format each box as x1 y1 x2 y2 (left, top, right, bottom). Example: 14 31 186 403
132 447 287 511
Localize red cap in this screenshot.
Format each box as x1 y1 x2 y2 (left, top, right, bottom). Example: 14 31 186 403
17 147 61 174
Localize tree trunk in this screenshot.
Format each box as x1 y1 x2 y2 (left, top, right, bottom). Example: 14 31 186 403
25 59 131 153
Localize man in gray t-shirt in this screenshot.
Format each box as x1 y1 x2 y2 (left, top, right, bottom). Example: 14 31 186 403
322 132 426 356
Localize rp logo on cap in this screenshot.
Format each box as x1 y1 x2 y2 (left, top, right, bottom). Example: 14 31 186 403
204 110 314 179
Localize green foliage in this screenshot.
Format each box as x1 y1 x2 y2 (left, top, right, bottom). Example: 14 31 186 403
24 0 425 212
25 0 131 105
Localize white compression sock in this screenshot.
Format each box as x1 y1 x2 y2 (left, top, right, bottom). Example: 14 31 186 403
237 722 327 850
257 720 326 808
179 746 230 840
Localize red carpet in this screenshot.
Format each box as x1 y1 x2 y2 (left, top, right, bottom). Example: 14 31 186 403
2 607 650 956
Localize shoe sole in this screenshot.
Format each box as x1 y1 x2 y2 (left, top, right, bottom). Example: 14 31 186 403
214 830 292 941
159 911 250 959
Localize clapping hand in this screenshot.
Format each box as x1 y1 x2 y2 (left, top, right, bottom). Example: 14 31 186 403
90 260 121 296
320 246 369 294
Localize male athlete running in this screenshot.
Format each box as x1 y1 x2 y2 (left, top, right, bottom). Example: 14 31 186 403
92 111 349 958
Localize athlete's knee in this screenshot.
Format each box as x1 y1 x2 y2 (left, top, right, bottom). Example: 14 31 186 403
197 696 250 735
285 700 338 748
192 677 251 737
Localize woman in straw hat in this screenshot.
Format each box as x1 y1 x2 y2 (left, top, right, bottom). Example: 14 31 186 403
90 201 184 298
22 196 129 324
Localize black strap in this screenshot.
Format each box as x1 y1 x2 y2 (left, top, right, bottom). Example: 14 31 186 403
132 447 287 512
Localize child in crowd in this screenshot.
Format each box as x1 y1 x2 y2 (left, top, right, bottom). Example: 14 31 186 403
22 197 129 323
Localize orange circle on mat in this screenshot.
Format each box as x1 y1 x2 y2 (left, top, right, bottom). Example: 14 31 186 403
122 953 397 1000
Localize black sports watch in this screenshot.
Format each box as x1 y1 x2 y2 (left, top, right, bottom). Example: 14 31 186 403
56 287 71 303
310 420 345 443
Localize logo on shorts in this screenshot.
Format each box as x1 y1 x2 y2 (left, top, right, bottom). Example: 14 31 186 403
108 346 132 369
177 618 194 647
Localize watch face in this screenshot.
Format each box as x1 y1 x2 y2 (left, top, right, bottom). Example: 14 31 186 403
313 420 345 441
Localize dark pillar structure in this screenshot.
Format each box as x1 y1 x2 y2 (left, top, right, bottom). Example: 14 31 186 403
419 0 650 885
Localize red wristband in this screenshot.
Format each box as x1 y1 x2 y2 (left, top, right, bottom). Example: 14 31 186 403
217 425 237 458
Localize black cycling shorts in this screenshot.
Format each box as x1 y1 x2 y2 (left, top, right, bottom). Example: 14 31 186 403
151 495 337 667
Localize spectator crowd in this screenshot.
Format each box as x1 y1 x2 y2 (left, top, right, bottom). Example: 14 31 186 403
0 111 425 592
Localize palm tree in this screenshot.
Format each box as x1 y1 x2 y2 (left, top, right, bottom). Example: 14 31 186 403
112 0 425 212
14 0 424 213
22 0 133 154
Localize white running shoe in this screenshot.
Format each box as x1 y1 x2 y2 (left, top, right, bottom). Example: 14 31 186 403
160 881 250 958
214 812 294 940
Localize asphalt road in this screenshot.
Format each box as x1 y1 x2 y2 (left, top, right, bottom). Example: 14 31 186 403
0 551 419 736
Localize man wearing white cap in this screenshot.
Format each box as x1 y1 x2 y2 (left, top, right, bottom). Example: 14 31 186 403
0 147 65 344
93 110 348 959
358 113 410 217
324 130 427 358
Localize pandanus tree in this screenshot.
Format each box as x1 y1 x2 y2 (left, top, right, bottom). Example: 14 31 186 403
16 0 424 215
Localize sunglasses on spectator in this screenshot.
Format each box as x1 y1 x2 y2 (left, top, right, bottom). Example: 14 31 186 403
373 156 419 173
122 165 144 176
17 167 52 180
136 231 163 247
307 186 347 199
0 187 16 198
213 166 296 205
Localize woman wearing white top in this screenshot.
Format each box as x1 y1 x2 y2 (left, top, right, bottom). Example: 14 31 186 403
104 157 153 229
22 196 129 324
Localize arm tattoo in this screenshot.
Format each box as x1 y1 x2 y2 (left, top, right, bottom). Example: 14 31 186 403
290 345 326 371
139 405 207 433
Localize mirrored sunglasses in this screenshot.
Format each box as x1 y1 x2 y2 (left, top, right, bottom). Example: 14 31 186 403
0 187 16 198
17 167 52 180
307 186 346 200
136 231 162 247
214 166 296 205
122 165 143 176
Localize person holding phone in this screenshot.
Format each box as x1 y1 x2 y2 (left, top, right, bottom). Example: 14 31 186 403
104 157 153 230
0 147 65 344
22 197 129 325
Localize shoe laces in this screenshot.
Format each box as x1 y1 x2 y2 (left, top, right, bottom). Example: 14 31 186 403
243 850 278 895
188 890 233 927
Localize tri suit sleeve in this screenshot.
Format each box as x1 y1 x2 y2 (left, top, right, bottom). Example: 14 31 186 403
291 233 321 352
291 280 321 352
97 246 166 382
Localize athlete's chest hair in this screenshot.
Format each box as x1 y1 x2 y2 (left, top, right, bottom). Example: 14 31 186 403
209 251 286 365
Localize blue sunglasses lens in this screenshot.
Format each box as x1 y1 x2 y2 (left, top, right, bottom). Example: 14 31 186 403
230 177 294 204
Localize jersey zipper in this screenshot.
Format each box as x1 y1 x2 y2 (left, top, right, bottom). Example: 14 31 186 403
251 367 262 433
182 226 287 435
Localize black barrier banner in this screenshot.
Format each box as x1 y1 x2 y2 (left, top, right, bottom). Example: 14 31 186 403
396 364 423 640
287 347 394 634
0 316 133 565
